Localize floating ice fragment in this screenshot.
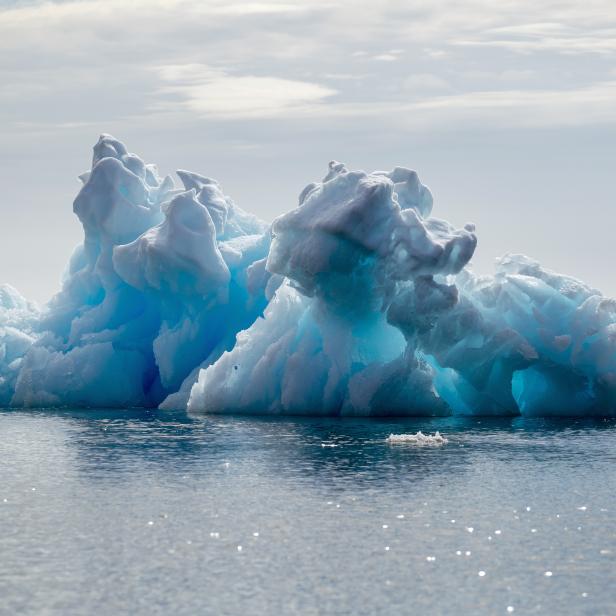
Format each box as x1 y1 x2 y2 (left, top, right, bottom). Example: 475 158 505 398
385 431 448 445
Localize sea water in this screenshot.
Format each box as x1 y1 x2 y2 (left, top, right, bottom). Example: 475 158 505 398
1 410 615 615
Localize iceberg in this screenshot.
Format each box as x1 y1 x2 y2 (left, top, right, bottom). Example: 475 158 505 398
189 161 475 415
10 135 269 408
2 135 615 417
0 285 39 405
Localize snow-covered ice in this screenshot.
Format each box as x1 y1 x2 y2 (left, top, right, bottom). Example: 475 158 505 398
2 135 616 416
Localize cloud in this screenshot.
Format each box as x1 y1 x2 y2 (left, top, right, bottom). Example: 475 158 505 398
155 64 337 118
1 0 616 134
451 16 616 56
407 81 616 127
402 73 451 93
372 54 399 62
454 35 616 55
0 0 315 22
366 49 404 62
209 2 317 15
336 81 616 130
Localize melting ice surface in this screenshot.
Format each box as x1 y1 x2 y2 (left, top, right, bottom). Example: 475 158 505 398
2 134 616 417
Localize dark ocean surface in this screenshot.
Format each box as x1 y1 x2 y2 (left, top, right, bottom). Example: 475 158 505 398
1 409 615 615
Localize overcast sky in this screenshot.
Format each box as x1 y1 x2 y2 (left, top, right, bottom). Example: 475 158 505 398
1 0 615 302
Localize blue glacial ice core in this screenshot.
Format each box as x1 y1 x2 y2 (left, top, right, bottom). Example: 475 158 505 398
2 135 616 417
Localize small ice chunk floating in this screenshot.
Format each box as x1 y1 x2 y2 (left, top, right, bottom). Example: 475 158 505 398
2 135 616 417
386 432 448 446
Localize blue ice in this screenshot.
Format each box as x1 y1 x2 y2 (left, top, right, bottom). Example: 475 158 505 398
2 136 615 417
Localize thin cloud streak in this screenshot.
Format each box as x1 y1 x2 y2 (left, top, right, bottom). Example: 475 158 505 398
454 35 616 55
155 65 338 119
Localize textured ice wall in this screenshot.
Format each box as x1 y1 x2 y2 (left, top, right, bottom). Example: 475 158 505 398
2 136 616 416
10 135 270 408
189 162 616 417
0 285 38 405
189 162 476 415
428 256 616 417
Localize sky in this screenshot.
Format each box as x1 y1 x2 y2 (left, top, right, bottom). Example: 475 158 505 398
1 0 615 303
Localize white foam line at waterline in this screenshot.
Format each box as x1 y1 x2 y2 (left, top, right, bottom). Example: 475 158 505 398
385 431 448 446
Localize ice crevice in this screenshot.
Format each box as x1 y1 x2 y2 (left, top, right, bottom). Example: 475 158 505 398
2 135 615 417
